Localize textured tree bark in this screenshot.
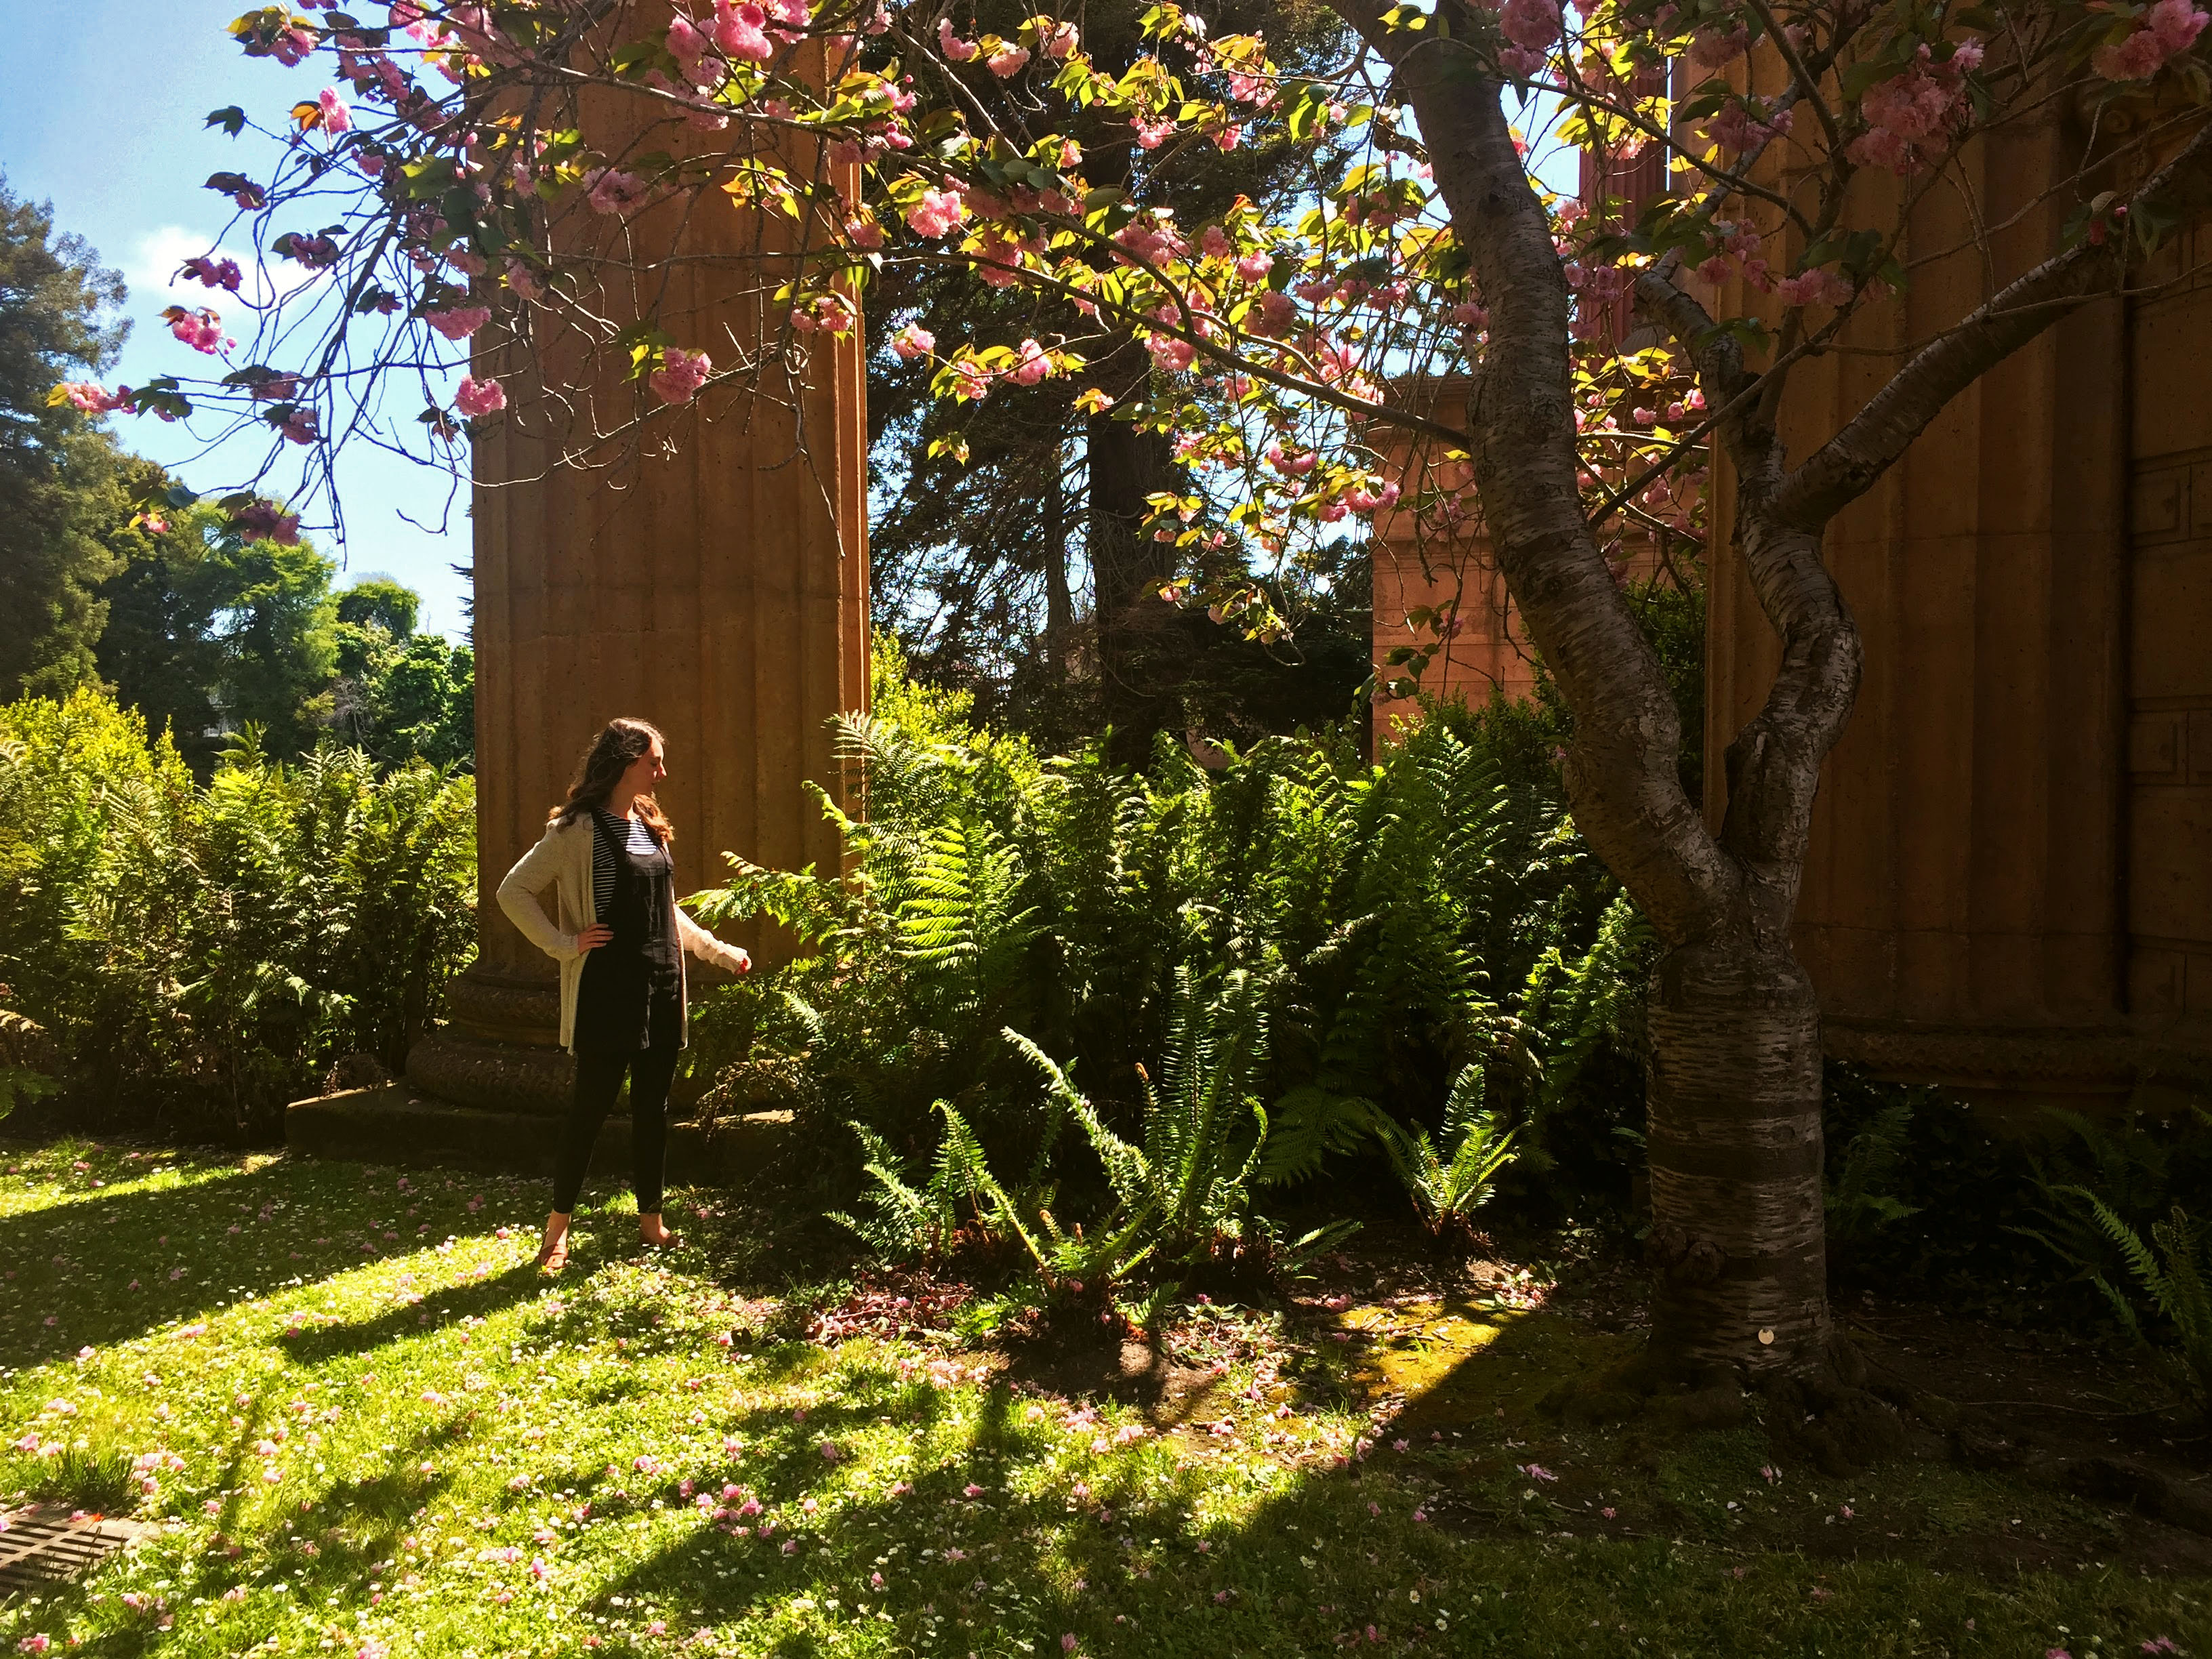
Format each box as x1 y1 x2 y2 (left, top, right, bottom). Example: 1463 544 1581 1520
1645 938 1830 1370
1086 338 1183 760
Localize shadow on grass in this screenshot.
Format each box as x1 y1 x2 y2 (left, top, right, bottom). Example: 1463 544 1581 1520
0 1151 537 1368
570 1306 2211 1658
276 1261 545 1365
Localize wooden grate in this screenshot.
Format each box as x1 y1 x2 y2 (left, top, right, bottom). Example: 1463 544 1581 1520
0 1507 144 1596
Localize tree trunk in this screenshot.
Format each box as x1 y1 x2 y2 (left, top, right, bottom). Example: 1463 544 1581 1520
1643 937 1831 1373
1045 432 1073 671
1086 343 1183 763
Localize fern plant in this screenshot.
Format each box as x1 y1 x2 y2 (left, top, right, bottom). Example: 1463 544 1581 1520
1006 966 1273 1277
2039 1192 2212 1415
1374 1063 1519 1240
1824 1095 1923 1244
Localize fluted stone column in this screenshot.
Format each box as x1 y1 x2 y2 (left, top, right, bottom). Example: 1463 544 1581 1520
407 36 870 1115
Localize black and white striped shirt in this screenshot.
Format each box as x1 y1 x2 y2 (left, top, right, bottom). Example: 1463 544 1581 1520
590 808 661 917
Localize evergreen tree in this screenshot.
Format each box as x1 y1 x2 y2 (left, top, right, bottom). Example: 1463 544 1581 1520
0 176 131 698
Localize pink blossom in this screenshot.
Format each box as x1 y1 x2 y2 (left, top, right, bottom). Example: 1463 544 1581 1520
56 381 133 414
1252 290 1296 335
1201 224 1232 259
232 501 301 543
1774 268 1854 308
583 168 651 215
845 213 885 249
1498 0 1560 49
426 306 491 341
506 260 544 301
456 375 506 416
2093 0 2207 79
18 1637 52 1654
182 255 243 292
1688 24 1750 66
1235 251 1273 282
904 188 967 238
947 359 991 401
166 307 230 354
650 346 712 405
1132 116 1175 148
669 12 710 68
714 0 775 61
987 43 1031 75
1848 45 1977 173
891 323 935 361
319 88 353 134
1145 331 1196 372
1010 338 1055 385
939 18 980 60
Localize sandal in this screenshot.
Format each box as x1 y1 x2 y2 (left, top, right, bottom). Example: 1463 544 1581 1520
638 1229 683 1253
535 1233 571 1272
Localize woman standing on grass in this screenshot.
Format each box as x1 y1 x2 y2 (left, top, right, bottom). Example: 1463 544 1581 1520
498 717 750 1271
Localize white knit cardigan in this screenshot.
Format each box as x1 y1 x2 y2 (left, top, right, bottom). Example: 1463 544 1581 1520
495 813 750 1052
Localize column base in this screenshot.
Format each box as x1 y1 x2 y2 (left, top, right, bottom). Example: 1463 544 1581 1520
405 961 573 1114
1823 1016 2212 1124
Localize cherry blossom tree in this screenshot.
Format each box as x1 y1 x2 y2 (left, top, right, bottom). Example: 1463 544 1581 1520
79 0 2212 1397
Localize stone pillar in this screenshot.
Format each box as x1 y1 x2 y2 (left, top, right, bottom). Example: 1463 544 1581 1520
1368 380 1671 737
406 41 870 1115
1705 89 2212 1110
1368 381 1540 732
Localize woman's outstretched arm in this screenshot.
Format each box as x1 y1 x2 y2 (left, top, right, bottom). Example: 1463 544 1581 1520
676 909 750 975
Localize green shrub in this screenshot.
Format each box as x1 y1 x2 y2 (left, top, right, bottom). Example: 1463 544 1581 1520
690 636 1647 1276
0 687 476 1138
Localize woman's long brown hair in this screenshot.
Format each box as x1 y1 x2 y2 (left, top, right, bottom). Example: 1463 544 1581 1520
550 718 674 843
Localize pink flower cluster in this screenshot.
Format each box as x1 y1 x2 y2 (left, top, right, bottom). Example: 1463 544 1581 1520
1496 0 1561 75
584 167 653 216
56 381 134 415
2093 0 2207 80
790 293 856 334
456 375 506 415
426 306 491 341
1775 267 1855 308
1697 100 1793 156
938 18 980 60
232 501 302 544
905 188 967 238
1848 41 1982 176
181 255 243 292
890 323 935 361
165 306 232 355
1009 337 1057 385
650 346 712 405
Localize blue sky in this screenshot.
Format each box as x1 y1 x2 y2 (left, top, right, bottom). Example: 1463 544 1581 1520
1 3 472 637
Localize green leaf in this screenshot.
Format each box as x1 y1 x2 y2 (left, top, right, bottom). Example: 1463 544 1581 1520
206 105 247 137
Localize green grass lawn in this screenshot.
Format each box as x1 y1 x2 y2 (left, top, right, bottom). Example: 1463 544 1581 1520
2 1137 2207 1658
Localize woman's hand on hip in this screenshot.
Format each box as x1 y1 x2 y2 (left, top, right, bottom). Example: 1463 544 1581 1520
573 924 613 954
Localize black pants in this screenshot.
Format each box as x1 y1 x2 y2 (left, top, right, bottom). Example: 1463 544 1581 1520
552 1044 681 1215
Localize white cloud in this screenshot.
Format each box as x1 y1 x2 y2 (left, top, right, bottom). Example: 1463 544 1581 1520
117 225 223 308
